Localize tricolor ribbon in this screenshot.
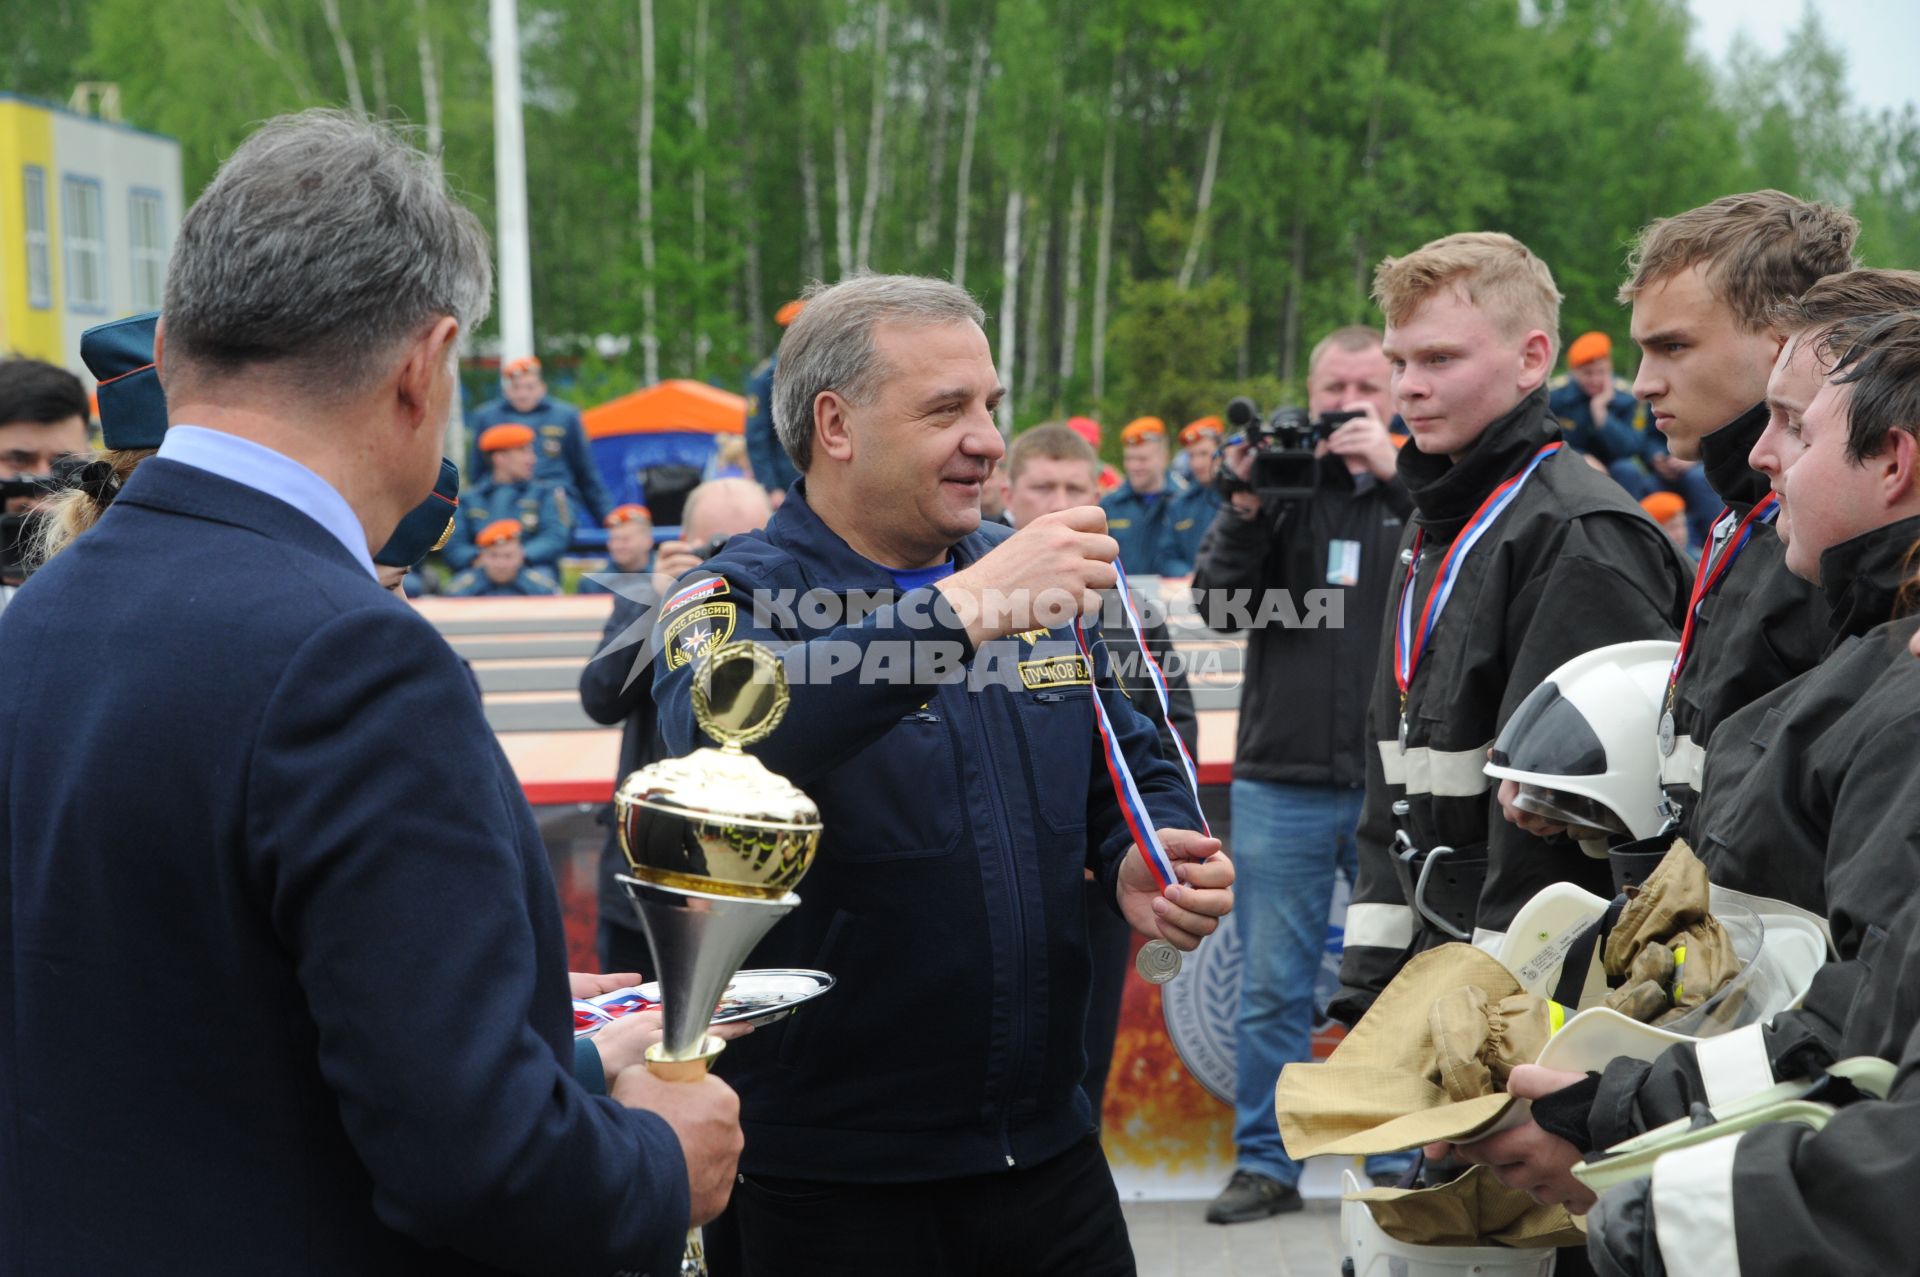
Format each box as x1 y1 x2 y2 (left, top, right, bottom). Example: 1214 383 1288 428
1071 569 1208 891
1395 443 1562 705
1666 494 1780 693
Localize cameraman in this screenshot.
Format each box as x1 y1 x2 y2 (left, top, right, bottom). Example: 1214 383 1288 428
1191 325 1413 1223
0 358 91 611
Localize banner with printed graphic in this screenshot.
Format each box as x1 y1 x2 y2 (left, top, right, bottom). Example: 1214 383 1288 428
1102 885 1350 1200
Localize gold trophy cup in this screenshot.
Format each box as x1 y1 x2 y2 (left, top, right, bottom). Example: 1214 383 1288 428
614 641 823 1277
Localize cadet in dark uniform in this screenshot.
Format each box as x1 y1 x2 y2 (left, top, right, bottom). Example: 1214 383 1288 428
744 300 805 502
467 354 613 528
447 423 570 572
445 518 562 596
576 502 654 595
1099 417 1213 575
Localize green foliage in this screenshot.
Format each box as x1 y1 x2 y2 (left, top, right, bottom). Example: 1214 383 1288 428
1106 274 1246 427
4 0 1910 417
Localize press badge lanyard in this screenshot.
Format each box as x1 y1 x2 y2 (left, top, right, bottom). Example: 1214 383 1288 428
1393 442 1561 748
1660 493 1779 752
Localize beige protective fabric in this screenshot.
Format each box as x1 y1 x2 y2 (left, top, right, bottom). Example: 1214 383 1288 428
1349 1166 1586 1248
1601 841 1740 1024
1278 945 1530 1159
1428 986 1556 1102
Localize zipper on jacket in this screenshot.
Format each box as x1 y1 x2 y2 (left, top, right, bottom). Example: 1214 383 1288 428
972 689 1026 1170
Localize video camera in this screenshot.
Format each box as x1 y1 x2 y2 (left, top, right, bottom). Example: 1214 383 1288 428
0 475 54 585
1221 398 1365 502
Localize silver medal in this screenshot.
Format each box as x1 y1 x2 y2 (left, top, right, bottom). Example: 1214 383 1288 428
1658 710 1676 757
1398 714 1410 753
1135 939 1182 985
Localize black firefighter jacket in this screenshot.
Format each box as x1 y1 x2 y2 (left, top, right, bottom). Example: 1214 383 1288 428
1587 843 1920 1277
1331 389 1689 1025
1587 516 1920 1152
1657 406 1832 839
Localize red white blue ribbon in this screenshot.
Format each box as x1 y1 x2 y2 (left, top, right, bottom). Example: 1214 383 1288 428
1667 494 1780 691
1109 561 1211 840
1072 568 1208 891
1395 443 1561 702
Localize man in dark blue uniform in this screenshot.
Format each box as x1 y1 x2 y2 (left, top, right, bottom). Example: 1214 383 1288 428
743 299 805 503
0 107 735 1276
576 502 654 595
1100 416 1212 575
655 274 1234 1276
467 354 613 529
446 422 570 572
446 518 563 596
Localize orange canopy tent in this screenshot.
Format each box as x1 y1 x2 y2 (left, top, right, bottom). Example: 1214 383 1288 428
581 379 750 533
583 378 746 438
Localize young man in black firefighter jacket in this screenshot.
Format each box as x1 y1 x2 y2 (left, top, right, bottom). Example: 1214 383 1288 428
1330 232 1689 1026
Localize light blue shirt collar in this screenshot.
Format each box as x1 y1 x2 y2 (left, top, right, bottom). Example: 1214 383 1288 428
156 425 378 579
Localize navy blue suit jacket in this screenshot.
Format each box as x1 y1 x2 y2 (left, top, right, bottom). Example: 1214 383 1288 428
0 459 687 1275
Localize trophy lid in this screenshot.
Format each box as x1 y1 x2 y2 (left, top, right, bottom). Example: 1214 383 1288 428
616 642 822 899
618 640 820 828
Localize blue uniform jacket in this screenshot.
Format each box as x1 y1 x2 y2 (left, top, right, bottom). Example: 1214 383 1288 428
468 395 615 527
1549 378 1662 465
0 460 687 1276
445 564 563 597
1101 475 1212 575
447 476 571 571
652 482 1201 1182
743 354 799 495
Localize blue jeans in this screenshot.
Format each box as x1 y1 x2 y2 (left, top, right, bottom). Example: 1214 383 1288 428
1231 779 1411 1185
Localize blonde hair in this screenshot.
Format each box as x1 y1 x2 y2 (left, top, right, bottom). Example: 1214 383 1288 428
30 449 154 565
1618 190 1858 331
1372 232 1562 357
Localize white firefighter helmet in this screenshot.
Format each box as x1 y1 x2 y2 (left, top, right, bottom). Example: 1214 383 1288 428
1340 1170 1558 1277
1484 640 1678 842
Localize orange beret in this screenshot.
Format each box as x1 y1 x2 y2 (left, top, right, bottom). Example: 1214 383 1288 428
1640 492 1686 522
1121 417 1167 445
605 503 652 527
476 518 524 548
1567 332 1612 368
478 424 536 452
776 299 807 327
1181 417 1224 446
501 355 541 377
1066 416 1102 447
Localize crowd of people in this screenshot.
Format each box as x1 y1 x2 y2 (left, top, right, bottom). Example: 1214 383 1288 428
5 103 1920 1277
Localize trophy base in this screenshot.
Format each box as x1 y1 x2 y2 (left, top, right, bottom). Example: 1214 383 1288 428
645 1037 725 1081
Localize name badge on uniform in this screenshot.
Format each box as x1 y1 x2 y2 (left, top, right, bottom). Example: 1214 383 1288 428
1327 539 1361 586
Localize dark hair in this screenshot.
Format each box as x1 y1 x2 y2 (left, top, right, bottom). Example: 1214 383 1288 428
1829 311 1920 465
1620 190 1859 330
0 358 88 429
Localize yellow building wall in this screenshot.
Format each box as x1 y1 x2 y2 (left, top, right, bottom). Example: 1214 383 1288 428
0 100 63 362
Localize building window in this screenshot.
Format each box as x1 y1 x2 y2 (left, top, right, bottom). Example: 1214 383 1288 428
61 175 106 314
23 166 51 309
129 189 165 311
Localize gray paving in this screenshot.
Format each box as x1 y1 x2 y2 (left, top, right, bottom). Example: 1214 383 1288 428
1122 1198 1342 1276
